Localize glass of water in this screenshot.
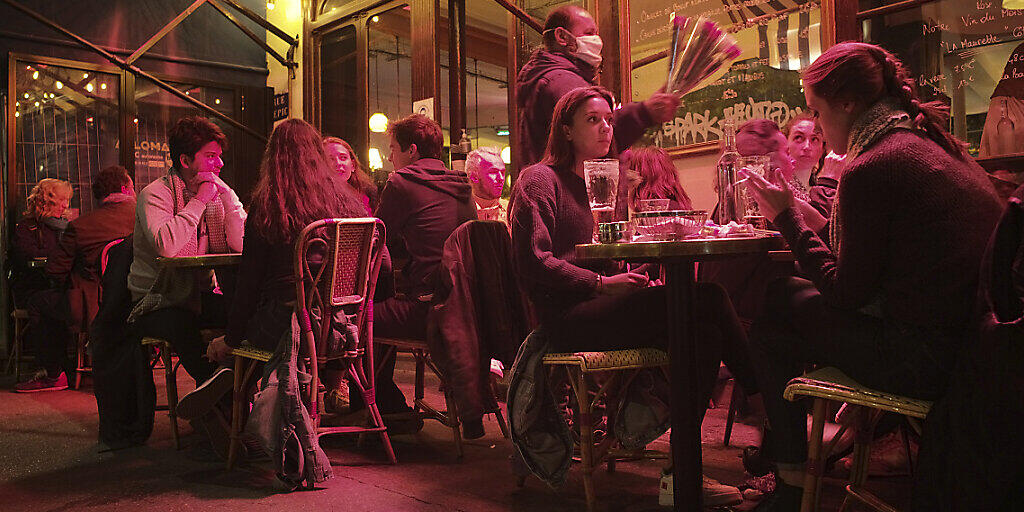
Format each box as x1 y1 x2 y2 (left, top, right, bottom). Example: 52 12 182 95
583 159 620 241
736 154 770 225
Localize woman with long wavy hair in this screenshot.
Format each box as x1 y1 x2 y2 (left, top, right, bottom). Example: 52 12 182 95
626 146 691 213
206 119 366 360
323 136 378 213
740 42 1002 511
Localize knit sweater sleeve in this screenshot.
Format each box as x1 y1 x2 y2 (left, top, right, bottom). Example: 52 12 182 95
219 187 247 253
774 166 890 310
511 169 600 295
138 181 208 258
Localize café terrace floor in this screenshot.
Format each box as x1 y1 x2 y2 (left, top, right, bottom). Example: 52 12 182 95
0 355 914 511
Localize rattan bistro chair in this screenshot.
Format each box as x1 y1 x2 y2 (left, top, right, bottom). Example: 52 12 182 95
541 348 671 512
227 218 395 469
783 367 933 512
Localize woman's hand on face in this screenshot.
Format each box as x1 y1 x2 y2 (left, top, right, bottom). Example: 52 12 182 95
599 272 649 295
739 167 794 222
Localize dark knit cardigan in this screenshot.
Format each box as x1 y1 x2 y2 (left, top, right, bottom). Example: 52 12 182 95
775 128 1002 332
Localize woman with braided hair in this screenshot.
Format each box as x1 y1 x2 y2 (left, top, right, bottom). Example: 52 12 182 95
738 42 1002 510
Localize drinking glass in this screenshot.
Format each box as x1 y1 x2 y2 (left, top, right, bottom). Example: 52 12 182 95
736 154 770 225
583 158 620 241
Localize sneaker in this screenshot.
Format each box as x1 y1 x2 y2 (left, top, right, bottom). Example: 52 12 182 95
838 430 915 477
658 471 743 507
177 367 234 420
324 389 350 415
14 371 69 393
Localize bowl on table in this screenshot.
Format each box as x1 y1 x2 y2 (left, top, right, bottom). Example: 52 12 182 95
632 210 708 241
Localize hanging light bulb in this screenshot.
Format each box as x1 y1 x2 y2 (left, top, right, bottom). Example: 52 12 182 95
32 70 39 79
369 113 389 133
501 146 512 165
55 81 63 89
86 83 94 92
101 83 107 90
368 148 384 170
15 111 19 118
267 0 275 9
83 72 89 79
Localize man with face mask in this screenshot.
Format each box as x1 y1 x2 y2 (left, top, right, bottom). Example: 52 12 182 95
514 5 681 170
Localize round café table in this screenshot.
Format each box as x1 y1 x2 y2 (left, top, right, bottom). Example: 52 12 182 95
576 234 784 509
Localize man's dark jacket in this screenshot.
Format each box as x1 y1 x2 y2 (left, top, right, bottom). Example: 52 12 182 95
514 50 656 169
375 157 477 296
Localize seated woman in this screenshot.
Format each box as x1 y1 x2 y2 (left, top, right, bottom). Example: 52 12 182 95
11 178 74 392
182 120 366 472
740 42 1003 511
625 145 692 212
509 85 753 506
323 136 378 214
782 113 840 219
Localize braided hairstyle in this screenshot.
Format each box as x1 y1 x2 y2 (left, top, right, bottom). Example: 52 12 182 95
802 42 966 159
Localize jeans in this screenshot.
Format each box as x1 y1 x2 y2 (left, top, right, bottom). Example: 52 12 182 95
25 287 71 377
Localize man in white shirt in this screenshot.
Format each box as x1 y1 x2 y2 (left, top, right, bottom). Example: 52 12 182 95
128 117 246 386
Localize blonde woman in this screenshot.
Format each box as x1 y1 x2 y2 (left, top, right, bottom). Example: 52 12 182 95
11 178 74 392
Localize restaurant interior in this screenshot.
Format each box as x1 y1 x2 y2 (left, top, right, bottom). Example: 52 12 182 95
1 0 1022 510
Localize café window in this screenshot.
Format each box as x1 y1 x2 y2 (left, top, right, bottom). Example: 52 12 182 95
629 0 825 153
861 0 1024 157
11 59 119 217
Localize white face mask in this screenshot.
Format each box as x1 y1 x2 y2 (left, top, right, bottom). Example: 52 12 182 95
575 34 603 69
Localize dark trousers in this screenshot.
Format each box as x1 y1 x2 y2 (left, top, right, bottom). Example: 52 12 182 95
547 283 758 417
25 288 71 377
750 277 959 464
355 296 430 413
131 292 229 385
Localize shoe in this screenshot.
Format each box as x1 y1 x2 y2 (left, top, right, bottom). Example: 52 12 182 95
14 371 69 393
838 430 915 477
190 409 232 461
658 470 743 507
177 367 234 420
381 405 424 435
751 480 802 511
462 418 485 440
743 445 776 477
324 389 350 415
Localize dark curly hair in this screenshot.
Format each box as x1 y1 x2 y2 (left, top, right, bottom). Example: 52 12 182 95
168 116 228 171
389 114 444 160
92 165 134 201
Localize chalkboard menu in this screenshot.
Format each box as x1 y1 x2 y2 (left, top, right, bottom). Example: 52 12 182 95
629 0 822 151
862 0 1024 157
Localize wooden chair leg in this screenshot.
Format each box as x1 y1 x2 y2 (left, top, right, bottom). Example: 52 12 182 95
443 383 464 459
162 345 180 450
724 379 742 446
492 407 510 439
350 362 397 464
227 355 246 470
569 367 596 512
801 399 827 512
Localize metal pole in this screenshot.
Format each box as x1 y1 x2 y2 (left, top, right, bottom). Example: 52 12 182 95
2 0 266 142
448 0 466 141
490 0 543 34
127 0 209 64
218 0 298 46
207 0 295 69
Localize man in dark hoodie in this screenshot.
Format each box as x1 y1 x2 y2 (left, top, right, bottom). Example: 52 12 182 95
370 114 477 426
515 5 681 169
